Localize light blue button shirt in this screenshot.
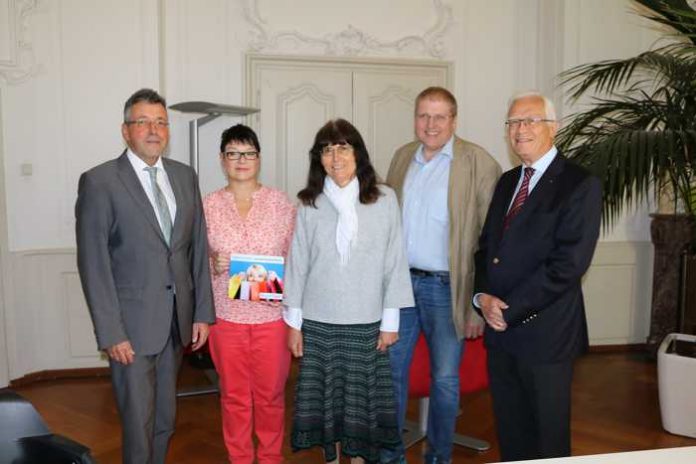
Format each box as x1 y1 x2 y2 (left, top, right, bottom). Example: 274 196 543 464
402 137 454 272
507 146 558 212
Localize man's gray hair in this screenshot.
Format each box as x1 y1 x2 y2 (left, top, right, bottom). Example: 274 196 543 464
507 91 557 121
123 88 167 122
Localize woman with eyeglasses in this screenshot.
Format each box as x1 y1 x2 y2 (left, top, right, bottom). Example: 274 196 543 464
283 119 414 463
203 124 295 464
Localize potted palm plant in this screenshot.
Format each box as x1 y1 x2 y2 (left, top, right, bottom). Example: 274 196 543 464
555 0 696 354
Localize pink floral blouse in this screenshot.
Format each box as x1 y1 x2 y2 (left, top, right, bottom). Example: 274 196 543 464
203 186 296 324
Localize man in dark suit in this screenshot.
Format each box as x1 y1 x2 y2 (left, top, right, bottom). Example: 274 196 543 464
75 88 214 464
474 91 602 461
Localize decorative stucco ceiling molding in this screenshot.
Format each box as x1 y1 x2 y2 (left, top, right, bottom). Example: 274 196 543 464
242 0 452 58
0 0 42 85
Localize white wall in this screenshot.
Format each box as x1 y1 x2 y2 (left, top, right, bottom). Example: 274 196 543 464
0 0 163 379
0 0 662 382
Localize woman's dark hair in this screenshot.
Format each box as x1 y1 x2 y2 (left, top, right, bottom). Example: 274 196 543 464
298 118 381 207
219 124 260 153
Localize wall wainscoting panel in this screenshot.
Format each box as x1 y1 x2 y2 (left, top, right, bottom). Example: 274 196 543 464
62 271 99 359
3 240 653 376
583 241 653 346
6 249 105 380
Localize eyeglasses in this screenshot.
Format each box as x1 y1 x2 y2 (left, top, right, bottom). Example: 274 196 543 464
125 118 170 129
223 151 259 161
416 113 452 124
505 117 555 129
321 144 353 157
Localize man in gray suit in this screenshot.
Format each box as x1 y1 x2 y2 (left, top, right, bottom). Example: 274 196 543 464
76 88 215 464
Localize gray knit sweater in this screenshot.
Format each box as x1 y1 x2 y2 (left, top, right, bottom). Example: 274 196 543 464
283 186 414 325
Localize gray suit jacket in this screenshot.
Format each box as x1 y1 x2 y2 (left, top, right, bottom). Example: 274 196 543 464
76 151 215 355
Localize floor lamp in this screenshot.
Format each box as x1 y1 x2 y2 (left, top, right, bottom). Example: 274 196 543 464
169 101 259 397
169 101 260 174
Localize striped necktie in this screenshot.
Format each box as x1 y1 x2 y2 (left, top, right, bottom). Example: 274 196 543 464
503 166 535 230
145 166 173 245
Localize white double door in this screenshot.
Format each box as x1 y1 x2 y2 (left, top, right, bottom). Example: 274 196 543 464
246 55 450 198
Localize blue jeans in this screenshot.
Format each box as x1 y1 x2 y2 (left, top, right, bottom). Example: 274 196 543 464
382 272 464 464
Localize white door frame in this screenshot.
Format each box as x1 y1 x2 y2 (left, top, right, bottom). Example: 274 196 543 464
0 93 11 387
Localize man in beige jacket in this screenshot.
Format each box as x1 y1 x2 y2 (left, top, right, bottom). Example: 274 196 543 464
383 87 500 464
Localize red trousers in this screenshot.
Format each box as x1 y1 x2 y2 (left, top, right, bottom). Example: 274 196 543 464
209 318 290 464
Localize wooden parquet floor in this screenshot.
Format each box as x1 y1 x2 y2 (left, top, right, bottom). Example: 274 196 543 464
13 351 696 463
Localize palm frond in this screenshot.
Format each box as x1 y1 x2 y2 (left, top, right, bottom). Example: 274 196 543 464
558 92 696 223
558 0 696 230
634 0 696 44
560 47 695 101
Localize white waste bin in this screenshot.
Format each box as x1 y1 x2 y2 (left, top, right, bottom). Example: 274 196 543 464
658 333 696 438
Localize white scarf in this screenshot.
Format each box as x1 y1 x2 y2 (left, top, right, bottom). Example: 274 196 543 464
323 176 359 266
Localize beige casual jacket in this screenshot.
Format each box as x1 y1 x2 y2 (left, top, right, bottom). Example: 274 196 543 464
386 136 501 339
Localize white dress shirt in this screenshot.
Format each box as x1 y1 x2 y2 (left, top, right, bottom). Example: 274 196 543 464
506 146 558 212
127 149 177 230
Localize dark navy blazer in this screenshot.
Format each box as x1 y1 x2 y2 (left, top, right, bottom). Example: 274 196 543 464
474 154 602 363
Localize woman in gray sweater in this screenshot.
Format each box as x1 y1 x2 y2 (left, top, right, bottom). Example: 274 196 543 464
283 119 414 464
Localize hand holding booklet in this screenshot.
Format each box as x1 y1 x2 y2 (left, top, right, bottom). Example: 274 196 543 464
228 254 284 302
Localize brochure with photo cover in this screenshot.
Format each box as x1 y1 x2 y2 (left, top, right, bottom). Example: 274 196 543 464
228 254 284 302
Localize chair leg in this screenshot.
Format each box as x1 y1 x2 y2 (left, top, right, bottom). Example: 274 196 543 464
452 433 490 452
419 397 429 434
402 419 426 448
402 398 429 448
402 397 490 452
176 368 219 398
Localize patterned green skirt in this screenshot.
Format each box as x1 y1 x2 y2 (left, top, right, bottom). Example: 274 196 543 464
291 319 400 463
